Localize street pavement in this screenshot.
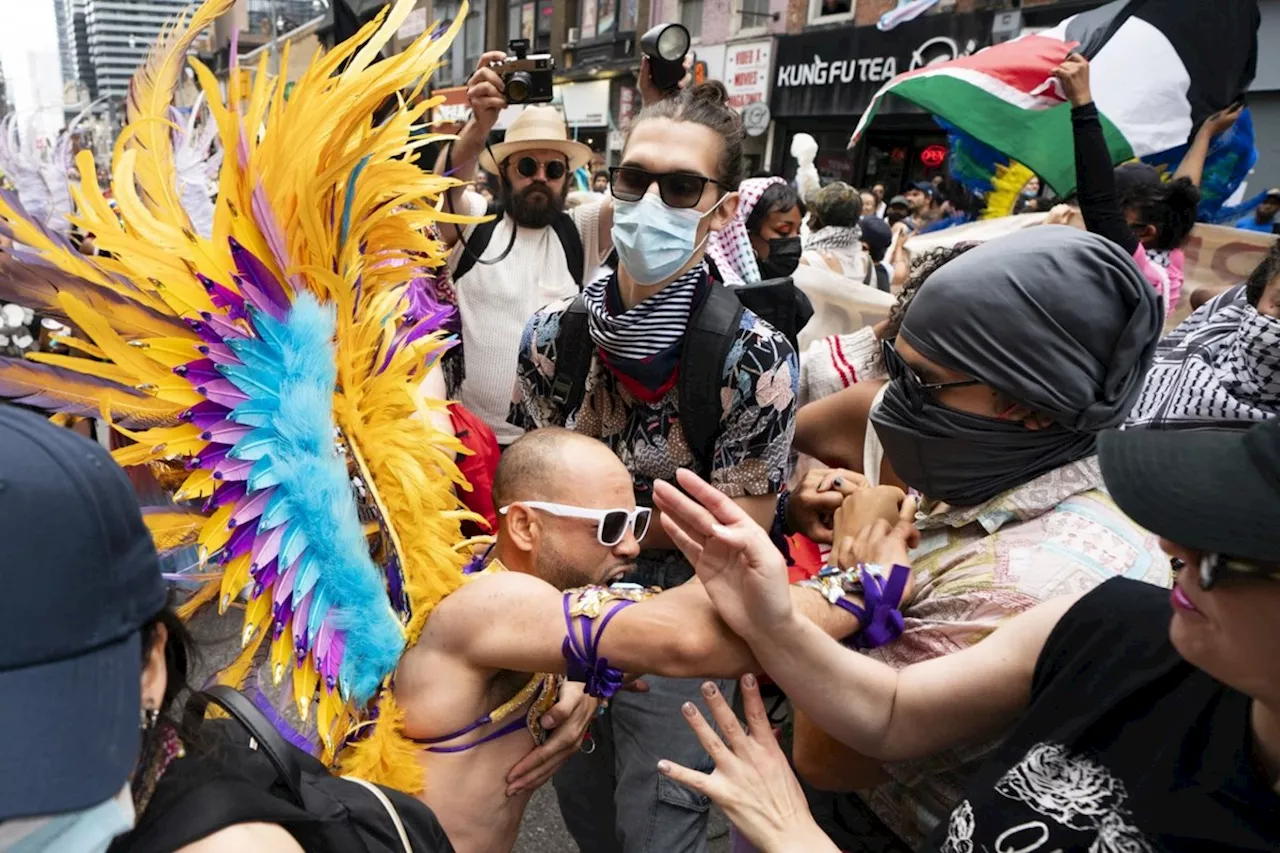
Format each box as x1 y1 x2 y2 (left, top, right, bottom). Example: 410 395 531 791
514 785 732 852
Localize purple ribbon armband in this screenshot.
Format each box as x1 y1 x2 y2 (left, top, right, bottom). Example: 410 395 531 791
561 584 654 700
800 563 911 651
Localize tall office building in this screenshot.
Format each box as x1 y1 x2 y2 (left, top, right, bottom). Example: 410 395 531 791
56 0 96 107
82 0 191 100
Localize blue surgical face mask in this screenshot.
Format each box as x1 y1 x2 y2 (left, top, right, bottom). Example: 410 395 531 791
0 784 135 853
611 193 727 286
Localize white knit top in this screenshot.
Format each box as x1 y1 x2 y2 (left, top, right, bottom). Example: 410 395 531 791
448 190 605 444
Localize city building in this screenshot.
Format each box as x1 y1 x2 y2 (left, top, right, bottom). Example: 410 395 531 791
82 0 193 100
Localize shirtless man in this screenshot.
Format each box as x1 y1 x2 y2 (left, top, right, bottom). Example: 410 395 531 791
395 429 909 852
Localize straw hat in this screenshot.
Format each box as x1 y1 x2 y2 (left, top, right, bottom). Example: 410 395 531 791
478 106 595 175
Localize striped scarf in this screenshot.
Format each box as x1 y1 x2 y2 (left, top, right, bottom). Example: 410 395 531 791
583 264 708 401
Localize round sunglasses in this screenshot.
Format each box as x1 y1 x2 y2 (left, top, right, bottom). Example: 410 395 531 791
514 156 567 181
499 501 652 546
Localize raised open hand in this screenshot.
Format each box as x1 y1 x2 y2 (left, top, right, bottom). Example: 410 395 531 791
653 469 792 639
658 676 839 853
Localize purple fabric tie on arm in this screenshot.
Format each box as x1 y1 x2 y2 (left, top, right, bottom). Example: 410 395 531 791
562 592 636 700
837 564 911 650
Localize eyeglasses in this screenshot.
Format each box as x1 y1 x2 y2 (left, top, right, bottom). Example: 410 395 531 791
499 501 652 547
1171 554 1280 590
608 166 728 209
514 156 567 181
881 339 983 412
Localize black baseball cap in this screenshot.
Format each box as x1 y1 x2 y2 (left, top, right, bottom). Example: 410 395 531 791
1112 162 1162 197
1100 421 1280 563
859 216 893 263
0 406 165 820
909 181 935 197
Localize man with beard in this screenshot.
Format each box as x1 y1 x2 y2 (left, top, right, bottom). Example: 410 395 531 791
395 428 876 852
436 53 671 446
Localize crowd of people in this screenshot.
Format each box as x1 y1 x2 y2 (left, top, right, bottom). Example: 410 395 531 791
1 5 1279 851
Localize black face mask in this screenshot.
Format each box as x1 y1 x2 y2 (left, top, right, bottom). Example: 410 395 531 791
758 237 802 279
869 380 1096 507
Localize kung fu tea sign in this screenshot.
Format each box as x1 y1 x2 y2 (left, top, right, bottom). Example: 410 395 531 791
771 12 993 118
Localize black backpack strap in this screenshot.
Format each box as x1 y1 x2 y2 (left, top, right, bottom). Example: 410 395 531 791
186 686 305 804
679 285 745 468
451 216 501 283
549 212 585 289
548 296 593 421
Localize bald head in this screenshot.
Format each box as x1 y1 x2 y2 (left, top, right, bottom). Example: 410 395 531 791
493 428 632 509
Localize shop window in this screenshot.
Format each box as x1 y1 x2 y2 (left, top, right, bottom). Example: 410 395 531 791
508 0 553 50
807 0 853 23
679 0 703 40
737 0 770 33
581 0 597 39
434 0 486 85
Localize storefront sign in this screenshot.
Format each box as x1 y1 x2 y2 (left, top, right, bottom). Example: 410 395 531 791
771 12 993 118
431 85 471 127
742 102 771 137
920 143 947 168
724 40 772 111
558 79 611 127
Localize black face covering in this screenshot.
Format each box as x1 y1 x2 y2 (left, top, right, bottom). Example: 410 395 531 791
871 381 1096 506
872 226 1161 507
758 237 802 279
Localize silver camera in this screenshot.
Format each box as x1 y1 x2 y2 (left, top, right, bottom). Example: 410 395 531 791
491 39 555 105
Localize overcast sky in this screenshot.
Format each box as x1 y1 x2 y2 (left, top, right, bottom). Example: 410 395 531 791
0 0 66 138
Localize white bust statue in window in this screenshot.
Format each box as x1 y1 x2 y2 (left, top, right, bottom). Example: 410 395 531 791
791 133 820 204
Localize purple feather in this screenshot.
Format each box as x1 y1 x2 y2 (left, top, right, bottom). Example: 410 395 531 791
200 419 253 446
219 521 256 564
197 342 239 365
232 275 287 323
198 378 250 408
325 631 346 689
245 683 317 755
199 310 246 341
252 556 280 596
189 444 230 470
205 480 247 512
273 593 293 638
185 318 224 345
212 454 254 481
252 523 286 571
181 400 233 429
247 175 297 294
174 358 224 385
292 589 314 658
0 357 165 428
229 237 290 313
0 187 79 255
228 485 274 528
200 275 249 322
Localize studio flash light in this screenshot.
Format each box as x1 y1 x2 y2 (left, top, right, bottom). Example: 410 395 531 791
640 24 691 92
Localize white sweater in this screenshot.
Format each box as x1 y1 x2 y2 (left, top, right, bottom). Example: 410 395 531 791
448 191 604 444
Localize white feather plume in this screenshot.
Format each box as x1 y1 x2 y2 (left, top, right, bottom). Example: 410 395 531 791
171 93 221 239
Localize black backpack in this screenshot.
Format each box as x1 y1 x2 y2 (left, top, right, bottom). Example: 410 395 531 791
115 686 454 853
452 210 586 288
548 276 812 468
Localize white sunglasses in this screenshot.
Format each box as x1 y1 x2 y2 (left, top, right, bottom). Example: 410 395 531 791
499 501 652 546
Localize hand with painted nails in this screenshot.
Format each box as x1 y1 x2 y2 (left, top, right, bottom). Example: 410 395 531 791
504 682 598 797
654 468 794 638
787 468 868 544
658 676 839 853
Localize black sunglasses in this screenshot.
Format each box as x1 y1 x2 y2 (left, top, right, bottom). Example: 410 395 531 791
1172 554 1280 590
515 156 567 181
880 339 982 412
608 166 729 209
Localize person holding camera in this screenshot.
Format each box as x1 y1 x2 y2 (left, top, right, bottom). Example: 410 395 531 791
436 45 677 447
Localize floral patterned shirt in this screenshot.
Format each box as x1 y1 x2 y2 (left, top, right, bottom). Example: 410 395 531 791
509 295 798 509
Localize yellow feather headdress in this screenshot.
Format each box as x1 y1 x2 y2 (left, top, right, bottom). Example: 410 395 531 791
0 0 483 786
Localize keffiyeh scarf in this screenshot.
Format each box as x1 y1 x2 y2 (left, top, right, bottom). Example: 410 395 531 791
583 264 708 401
705 176 785 284
1127 285 1280 428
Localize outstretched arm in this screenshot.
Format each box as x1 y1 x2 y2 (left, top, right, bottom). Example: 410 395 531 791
418 568 860 683
654 467 1078 763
